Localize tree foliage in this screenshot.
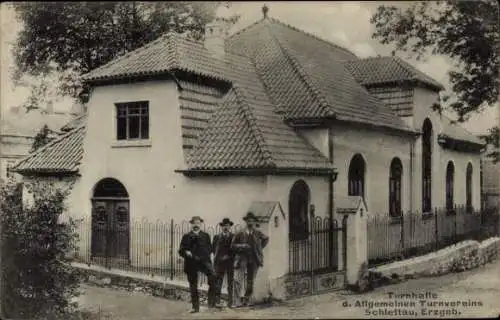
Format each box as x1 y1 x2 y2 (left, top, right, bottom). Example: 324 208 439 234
371 1 499 160
0 180 80 319
11 2 239 106
31 124 54 153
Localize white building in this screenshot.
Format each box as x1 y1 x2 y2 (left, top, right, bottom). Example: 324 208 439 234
13 8 485 295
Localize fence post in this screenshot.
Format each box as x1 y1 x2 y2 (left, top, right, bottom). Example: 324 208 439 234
169 218 174 280
453 205 457 240
400 211 405 258
434 207 439 249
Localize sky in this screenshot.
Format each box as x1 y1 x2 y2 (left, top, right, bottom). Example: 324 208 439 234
1 1 498 134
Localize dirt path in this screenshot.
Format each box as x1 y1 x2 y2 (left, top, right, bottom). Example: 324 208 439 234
78 258 500 319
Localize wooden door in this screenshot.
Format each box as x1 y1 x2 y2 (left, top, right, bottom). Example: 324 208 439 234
110 201 130 259
91 200 130 259
91 200 109 258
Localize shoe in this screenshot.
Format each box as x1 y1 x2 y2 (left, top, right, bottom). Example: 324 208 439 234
190 309 199 313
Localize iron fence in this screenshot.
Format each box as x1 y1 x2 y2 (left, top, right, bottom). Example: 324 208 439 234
368 205 500 267
288 216 345 275
72 217 245 288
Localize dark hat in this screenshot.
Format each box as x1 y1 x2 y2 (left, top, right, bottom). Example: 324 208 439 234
189 216 204 224
219 218 234 226
243 212 259 222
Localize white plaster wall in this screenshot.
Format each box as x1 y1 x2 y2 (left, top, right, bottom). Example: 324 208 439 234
330 122 413 216
412 87 482 211
300 128 329 158
265 175 330 218
440 149 481 210
77 80 185 225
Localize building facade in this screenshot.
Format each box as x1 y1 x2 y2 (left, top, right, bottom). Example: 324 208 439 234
13 10 485 278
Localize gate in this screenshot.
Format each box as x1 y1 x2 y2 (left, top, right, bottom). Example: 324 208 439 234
286 215 347 297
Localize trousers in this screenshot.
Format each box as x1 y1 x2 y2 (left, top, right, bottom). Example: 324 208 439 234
214 260 234 306
185 262 216 310
233 261 259 305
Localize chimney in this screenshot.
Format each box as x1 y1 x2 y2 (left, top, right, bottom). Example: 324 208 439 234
204 4 231 60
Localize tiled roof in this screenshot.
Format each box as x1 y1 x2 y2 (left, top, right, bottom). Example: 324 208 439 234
226 18 413 132
12 126 85 174
344 56 444 91
186 51 334 172
60 113 87 132
82 32 232 83
440 116 485 146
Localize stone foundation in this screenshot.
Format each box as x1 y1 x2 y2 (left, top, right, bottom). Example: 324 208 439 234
369 237 500 281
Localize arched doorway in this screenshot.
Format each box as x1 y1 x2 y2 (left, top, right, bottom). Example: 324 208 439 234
91 178 130 261
289 180 311 242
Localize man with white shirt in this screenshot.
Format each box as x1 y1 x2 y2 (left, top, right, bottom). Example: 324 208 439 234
178 216 216 313
231 212 269 307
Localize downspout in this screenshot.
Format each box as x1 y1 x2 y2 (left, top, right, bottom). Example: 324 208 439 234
328 127 335 268
410 138 414 213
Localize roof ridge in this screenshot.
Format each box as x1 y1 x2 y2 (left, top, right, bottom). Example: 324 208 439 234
83 32 176 78
231 86 275 167
12 125 85 171
266 17 357 59
390 56 417 80
227 17 357 59
226 18 266 41
266 24 333 117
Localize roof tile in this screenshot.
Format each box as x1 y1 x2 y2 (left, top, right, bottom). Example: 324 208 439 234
12 126 85 174
344 56 444 90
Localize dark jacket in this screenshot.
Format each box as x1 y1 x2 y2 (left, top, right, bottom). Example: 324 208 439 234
178 230 212 272
212 232 235 264
231 229 269 267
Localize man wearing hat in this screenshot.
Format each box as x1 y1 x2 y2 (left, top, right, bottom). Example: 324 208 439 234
231 212 269 307
178 216 216 313
212 218 235 308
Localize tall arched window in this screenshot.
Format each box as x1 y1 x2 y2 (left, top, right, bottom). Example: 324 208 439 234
389 158 403 218
289 180 310 241
466 163 473 212
446 161 455 214
422 119 433 213
348 154 365 198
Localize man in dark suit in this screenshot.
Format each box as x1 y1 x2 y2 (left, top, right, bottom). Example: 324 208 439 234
178 216 216 313
231 212 269 307
212 218 235 308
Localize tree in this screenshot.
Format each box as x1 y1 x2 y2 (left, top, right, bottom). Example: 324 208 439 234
0 180 80 319
31 124 53 153
371 1 499 161
11 2 239 107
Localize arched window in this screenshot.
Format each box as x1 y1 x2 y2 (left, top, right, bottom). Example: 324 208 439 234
93 178 129 198
289 180 310 241
348 154 365 198
446 161 455 214
389 158 403 218
466 163 473 212
422 119 433 213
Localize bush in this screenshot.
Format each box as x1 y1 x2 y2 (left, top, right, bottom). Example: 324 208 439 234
1 180 80 319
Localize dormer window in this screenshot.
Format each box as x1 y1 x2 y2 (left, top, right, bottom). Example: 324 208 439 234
116 101 149 140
